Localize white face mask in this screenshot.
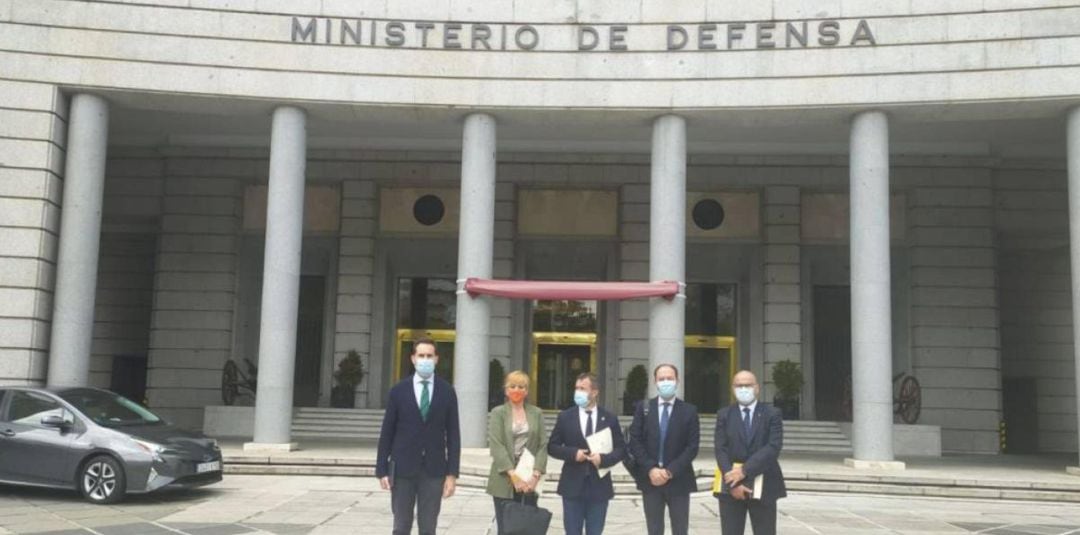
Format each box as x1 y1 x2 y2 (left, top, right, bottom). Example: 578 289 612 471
734 386 756 406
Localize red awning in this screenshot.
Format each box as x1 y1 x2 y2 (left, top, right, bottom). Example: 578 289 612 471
463 278 680 300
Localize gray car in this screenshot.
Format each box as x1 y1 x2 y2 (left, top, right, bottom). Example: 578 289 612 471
0 386 222 504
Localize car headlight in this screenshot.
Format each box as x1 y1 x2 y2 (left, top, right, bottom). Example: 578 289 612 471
132 439 175 460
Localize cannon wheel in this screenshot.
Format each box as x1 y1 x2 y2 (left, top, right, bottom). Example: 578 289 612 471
897 375 921 424
222 360 239 406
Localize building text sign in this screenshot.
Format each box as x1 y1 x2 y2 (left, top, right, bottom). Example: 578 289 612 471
289 18 877 51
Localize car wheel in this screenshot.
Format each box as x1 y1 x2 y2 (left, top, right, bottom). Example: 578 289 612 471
80 455 126 504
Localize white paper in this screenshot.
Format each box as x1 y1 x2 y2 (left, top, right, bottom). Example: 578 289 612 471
513 448 536 483
585 427 614 478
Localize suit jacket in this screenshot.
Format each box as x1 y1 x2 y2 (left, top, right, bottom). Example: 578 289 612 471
714 402 786 502
627 397 700 494
547 405 625 500
485 402 549 499
375 375 461 480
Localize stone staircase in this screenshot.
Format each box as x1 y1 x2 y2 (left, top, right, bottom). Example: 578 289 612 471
291 408 852 454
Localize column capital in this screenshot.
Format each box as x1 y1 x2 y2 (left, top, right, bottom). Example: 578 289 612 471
271 104 307 117
849 109 889 123
70 92 109 109
463 111 497 125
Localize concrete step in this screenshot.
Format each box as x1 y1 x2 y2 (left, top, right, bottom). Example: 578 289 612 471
287 410 853 452
220 462 1080 503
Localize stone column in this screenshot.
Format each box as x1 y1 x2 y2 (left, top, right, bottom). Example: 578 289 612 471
648 115 687 397
846 111 904 469
247 106 307 450
47 94 109 388
454 113 496 448
1066 106 1080 474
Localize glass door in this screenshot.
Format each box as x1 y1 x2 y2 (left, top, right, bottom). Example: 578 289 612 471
684 283 738 413
393 277 456 382
684 336 736 414
531 333 597 410
395 329 455 383
530 299 599 410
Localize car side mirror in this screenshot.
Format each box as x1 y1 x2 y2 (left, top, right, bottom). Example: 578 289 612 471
41 415 69 428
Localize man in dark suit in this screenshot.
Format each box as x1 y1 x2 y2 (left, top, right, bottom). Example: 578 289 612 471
548 372 625 535
714 370 786 535
376 337 461 535
628 363 700 535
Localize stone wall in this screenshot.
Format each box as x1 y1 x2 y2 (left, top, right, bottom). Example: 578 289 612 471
0 81 65 386
907 168 1002 454
996 165 1076 453
762 185 802 398
145 155 248 429
334 177 376 405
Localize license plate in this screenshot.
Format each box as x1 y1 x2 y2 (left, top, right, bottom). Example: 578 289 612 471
196 461 221 473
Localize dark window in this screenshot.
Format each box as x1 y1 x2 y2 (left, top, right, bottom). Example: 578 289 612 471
532 300 598 333
413 194 446 226
58 388 161 428
396 278 456 329
692 199 725 230
4 391 64 427
685 283 737 336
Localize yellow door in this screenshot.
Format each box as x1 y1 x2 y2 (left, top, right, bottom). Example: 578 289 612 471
530 333 597 410
683 335 737 414
394 329 456 383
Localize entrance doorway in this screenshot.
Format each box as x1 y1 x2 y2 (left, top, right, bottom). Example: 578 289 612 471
393 277 456 382
530 299 599 410
684 283 738 413
395 329 456 383
813 286 851 421
532 333 597 410
684 336 736 413
293 275 326 407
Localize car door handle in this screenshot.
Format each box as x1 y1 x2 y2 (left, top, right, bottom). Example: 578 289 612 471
0 429 14 438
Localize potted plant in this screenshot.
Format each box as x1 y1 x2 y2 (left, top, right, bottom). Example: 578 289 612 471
488 358 506 410
331 350 365 408
623 364 648 415
772 360 803 420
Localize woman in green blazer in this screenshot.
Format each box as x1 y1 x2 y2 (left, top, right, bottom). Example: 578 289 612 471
487 370 548 534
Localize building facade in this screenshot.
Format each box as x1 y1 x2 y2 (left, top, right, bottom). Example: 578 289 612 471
1 0 1080 461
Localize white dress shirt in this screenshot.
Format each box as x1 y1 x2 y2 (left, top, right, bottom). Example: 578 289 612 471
578 405 598 438
739 400 758 430
413 373 434 408
658 397 676 426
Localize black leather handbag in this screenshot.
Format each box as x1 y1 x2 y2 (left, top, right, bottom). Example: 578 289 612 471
501 496 552 535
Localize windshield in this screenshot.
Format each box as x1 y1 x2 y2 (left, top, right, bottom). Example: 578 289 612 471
58 389 162 427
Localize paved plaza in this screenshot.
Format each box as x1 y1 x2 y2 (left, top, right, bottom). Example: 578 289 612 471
1 475 1080 535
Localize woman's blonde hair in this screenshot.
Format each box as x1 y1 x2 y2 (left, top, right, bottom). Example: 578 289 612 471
504 370 530 389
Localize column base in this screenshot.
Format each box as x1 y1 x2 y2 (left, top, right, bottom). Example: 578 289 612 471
844 458 906 470
1067 466 1080 476
243 441 299 452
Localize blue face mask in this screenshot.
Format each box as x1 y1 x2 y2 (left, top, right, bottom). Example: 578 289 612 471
573 389 591 408
657 380 677 400
415 358 436 379
735 386 756 406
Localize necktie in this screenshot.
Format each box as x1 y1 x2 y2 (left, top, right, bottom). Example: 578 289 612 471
659 402 671 467
585 410 593 437
420 380 430 421
742 407 752 438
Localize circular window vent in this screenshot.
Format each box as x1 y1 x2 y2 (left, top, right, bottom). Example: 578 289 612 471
413 194 445 226
692 199 725 230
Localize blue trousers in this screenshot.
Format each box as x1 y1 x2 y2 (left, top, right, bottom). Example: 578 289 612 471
562 497 609 535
